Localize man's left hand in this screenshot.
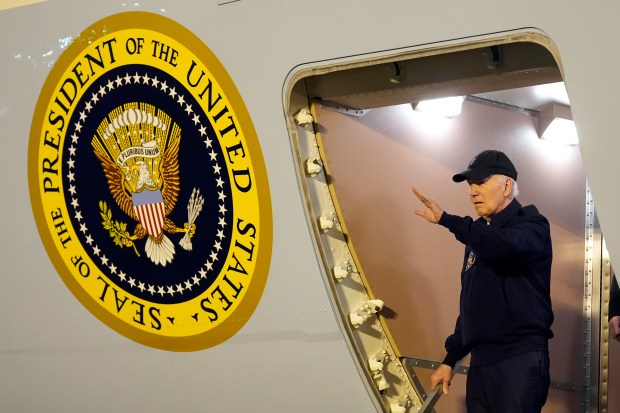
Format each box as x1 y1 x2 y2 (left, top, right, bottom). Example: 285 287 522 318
411 186 444 224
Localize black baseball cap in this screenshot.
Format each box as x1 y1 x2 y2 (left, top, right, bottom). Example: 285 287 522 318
452 150 518 182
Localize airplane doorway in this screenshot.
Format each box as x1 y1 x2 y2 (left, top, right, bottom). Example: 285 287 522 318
286 34 614 412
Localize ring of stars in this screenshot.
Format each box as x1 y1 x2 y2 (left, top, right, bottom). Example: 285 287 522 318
66 69 231 299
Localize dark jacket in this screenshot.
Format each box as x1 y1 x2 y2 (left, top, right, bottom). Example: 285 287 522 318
610 274 620 320
438 199 554 367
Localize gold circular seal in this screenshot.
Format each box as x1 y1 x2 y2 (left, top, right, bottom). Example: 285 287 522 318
28 12 272 351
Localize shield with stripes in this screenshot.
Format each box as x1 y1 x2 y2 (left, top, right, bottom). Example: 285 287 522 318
132 188 166 238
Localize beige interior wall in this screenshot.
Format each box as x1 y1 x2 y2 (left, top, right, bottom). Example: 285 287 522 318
313 99 594 412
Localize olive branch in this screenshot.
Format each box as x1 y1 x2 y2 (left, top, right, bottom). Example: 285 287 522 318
99 200 140 257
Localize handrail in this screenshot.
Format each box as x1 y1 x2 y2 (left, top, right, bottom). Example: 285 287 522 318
400 356 466 413
400 355 587 412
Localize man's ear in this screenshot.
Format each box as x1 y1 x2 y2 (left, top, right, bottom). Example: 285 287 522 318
503 178 513 197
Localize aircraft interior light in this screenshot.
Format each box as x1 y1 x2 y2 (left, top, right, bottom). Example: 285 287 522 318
538 102 579 145
412 96 465 118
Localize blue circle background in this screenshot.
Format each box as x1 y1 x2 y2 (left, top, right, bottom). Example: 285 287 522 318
64 64 233 305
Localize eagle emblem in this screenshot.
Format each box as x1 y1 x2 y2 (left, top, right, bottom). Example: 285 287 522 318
465 250 476 271
92 104 203 266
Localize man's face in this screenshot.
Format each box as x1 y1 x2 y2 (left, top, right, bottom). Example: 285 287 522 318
466 175 511 221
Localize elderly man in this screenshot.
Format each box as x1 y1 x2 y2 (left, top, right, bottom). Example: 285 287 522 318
412 149 554 413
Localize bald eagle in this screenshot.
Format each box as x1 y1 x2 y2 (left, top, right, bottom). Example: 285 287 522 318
94 137 193 266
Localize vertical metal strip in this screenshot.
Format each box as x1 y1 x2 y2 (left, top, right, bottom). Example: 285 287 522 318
584 185 594 411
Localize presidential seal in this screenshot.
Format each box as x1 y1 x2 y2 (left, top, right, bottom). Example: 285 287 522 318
28 12 272 351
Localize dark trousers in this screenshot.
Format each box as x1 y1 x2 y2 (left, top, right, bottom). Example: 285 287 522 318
466 351 550 413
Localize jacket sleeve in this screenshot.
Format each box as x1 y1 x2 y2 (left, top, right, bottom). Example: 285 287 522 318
442 316 470 368
437 210 550 263
610 273 620 320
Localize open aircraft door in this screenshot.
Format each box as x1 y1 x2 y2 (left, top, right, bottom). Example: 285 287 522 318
285 33 616 412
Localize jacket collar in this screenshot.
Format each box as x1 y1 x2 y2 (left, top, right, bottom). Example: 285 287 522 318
479 198 522 227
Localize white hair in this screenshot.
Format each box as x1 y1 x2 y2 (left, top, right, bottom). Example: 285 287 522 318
495 175 519 198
